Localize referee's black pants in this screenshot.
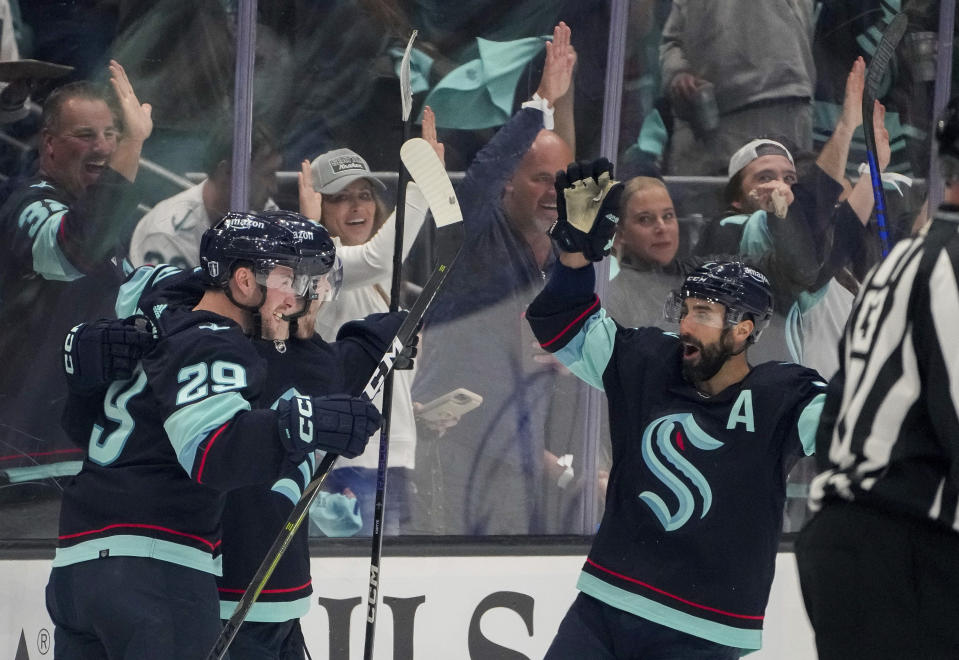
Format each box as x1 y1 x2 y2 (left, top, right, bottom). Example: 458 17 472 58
796 501 959 660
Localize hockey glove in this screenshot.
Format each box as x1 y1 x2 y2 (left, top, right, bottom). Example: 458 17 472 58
278 394 383 462
548 158 624 262
63 317 156 393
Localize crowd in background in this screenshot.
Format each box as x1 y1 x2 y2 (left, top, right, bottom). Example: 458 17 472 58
0 0 955 542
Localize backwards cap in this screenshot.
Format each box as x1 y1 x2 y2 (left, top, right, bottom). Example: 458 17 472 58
727 139 794 178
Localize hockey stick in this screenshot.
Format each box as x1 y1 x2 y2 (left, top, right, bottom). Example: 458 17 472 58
863 12 907 257
206 138 463 660
364 29 418 660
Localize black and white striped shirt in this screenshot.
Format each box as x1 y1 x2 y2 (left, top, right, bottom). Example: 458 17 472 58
809 205 959 531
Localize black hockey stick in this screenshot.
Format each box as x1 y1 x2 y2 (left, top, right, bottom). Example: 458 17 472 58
206 138 464 660
863 12 907 257
364 29 417 660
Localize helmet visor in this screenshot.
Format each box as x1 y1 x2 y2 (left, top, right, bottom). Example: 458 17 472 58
307 256 343 303
254 262 313 298
664 291 742 329
283 257 344 320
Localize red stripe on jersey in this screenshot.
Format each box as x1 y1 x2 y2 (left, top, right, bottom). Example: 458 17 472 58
196 422 231 484
59 523 220 552
0 448 84 462
540 296 601 348
218 579 313 595
586 558 764 620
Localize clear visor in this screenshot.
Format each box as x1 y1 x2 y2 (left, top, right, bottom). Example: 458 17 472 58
255 263 313 298
283 257 344 320
254 257 343 301
306 256 343 303
663 291 745 329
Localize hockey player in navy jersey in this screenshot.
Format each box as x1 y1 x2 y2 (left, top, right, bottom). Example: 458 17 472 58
46 211 384 659
527 160 827 658
213 216 411 659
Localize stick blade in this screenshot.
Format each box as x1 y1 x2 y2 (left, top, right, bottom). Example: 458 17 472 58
399 30 418 122
400 138 463 228
864 13 908 101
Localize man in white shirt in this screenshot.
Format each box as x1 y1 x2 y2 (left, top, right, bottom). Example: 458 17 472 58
128 122 280 268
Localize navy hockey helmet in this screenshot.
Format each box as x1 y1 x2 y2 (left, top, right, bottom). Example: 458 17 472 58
936 95 959 163
665 261 773 342
200 210 338 301
257 210 341 302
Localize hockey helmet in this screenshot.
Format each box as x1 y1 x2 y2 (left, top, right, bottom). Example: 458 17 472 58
200 210 338 302
257 210 342 302
664 261 773 342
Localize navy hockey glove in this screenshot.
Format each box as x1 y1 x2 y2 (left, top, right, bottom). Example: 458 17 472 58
548 158 624 262
278 394 383 462
63 317 156 393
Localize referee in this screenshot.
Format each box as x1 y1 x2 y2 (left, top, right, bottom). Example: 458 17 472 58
796 96 959 660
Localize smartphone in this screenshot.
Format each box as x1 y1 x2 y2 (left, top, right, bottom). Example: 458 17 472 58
417 388 484 423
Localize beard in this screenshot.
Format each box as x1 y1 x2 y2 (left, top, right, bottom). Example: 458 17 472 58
681 329 733 384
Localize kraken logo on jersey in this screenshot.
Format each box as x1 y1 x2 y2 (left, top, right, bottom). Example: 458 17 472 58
639 413 723 531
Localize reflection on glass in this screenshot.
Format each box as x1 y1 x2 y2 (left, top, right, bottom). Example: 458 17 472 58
0 1 949 542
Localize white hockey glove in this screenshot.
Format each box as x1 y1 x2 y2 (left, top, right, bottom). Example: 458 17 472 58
548 158 625 262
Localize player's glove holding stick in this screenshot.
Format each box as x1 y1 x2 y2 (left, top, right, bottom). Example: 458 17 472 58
278 394 383 462
548 158 625 261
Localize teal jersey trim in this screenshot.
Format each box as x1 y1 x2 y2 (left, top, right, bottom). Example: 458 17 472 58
734 210 831 363
164 391 252 475
785 302 804 365
797 391 826 456
553 309 616 392
718 212 753 228
270 387 302 409
271 477 301 506
23 201 83 281
299 456 314 483
577 572 760 650
220 595 311 623
736 210 770 253
796 285 829 314
116 264 180 317
2 460 82 483
53 534 222 575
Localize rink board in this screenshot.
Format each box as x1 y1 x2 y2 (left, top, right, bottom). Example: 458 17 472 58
2 554 815 659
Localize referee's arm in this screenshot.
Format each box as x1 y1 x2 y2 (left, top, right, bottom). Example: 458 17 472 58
913 248 959 448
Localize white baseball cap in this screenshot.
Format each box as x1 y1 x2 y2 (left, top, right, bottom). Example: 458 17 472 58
727 139 794 178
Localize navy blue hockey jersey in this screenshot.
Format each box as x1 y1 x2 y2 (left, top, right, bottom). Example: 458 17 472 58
55 266 291 574
219 325 391 622
105 265 402 622
527 262 825 650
